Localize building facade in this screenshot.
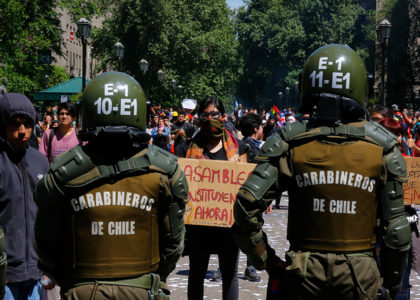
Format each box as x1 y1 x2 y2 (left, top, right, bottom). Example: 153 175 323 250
53 7 102 80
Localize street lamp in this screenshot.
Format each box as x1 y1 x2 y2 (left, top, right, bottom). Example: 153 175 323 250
77 18 91 91
157 69 164 82
139 59 149 75
170 79 177 104
178 85 184 96
44 75 49 88
114 42 124 71
278 91 283 108
157 70 164 102
0 78 7 95
376 18 392 106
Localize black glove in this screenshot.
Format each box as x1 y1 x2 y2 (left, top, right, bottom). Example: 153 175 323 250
375 287 390 300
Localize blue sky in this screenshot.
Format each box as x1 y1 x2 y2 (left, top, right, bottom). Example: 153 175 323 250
226 0 244 9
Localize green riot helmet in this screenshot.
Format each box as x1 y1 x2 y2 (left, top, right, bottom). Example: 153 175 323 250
81 72 146 131
300 44 368 123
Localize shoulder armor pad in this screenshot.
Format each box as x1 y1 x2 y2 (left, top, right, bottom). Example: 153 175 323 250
147 145 188 199
257 134 287 160
170 165 189 200
279 120 309 142
384 149 407 180
50 146 95 186
147 144 178 175
364 121 397 152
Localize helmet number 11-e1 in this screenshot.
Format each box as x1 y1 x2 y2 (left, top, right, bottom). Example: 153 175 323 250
94 83 138 116
309 57 350 89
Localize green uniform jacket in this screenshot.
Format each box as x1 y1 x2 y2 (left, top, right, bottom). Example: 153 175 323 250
232 120 411 295
34 144 188 292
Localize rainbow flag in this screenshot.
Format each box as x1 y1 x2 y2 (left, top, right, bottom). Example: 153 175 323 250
271 105 280 115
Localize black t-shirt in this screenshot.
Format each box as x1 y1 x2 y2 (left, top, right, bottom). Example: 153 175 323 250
172 121 194 139
202 140 247 160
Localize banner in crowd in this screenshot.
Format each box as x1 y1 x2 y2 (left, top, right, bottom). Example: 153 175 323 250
178 158 256 228
404 157 420 205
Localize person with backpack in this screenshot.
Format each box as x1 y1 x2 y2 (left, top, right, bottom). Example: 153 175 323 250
39 102 79 163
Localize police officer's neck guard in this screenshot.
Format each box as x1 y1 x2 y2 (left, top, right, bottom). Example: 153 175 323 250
80 126 150 148
307 93 365 125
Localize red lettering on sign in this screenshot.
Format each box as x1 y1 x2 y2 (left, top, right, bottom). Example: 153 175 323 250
184 165 193 182
212 169 220 183
237 171 246 185
194 166 202 182
202 168 211 182
223 169 229 184
189 189 236 204
194 206 229 222
404 188 420 204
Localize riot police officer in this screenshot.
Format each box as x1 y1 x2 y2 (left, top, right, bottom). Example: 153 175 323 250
34 72 189 300
232 44 411 299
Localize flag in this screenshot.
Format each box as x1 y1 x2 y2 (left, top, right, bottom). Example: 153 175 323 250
70 31 74 41
234 100 239 109
271 105 280 115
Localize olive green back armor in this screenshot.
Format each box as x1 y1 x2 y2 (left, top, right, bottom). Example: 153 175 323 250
36 144 188 280
234 120 411 284
70 172 162 278
288 139 383 251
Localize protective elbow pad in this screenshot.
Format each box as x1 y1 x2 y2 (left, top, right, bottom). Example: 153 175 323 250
384 215 411 251
381 181 405 220
238 162 278 202
168 201 186 240
231 225 267 270
381 216 411 296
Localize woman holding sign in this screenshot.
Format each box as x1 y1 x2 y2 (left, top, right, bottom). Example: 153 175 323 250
186 97 247 300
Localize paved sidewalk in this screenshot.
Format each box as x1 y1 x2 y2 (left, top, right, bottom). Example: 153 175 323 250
167 198 420 300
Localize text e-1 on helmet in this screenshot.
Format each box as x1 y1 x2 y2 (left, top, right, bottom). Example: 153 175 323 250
81 71 146 131
299 44 368 115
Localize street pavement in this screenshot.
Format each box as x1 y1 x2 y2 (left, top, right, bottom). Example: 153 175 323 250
167 196 420 300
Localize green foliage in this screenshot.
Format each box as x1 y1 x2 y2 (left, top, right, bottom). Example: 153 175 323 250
49 66 70 87
91 0 241 108
0 0 62 98
69 92 82 103
59 0 112 23
236 0 375 109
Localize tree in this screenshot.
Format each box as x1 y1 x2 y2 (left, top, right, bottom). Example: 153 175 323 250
91 0 240 109
0 0 62 97
236 0 375 110
59 0 113 23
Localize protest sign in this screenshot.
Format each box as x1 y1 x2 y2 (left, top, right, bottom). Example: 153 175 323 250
404 157 420 205
178 158 256 227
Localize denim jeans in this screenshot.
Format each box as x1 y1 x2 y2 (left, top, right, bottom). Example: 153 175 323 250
395 259 411 300
4 279 42 300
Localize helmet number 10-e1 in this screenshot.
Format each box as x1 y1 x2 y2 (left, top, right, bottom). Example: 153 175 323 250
93 83 137 116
